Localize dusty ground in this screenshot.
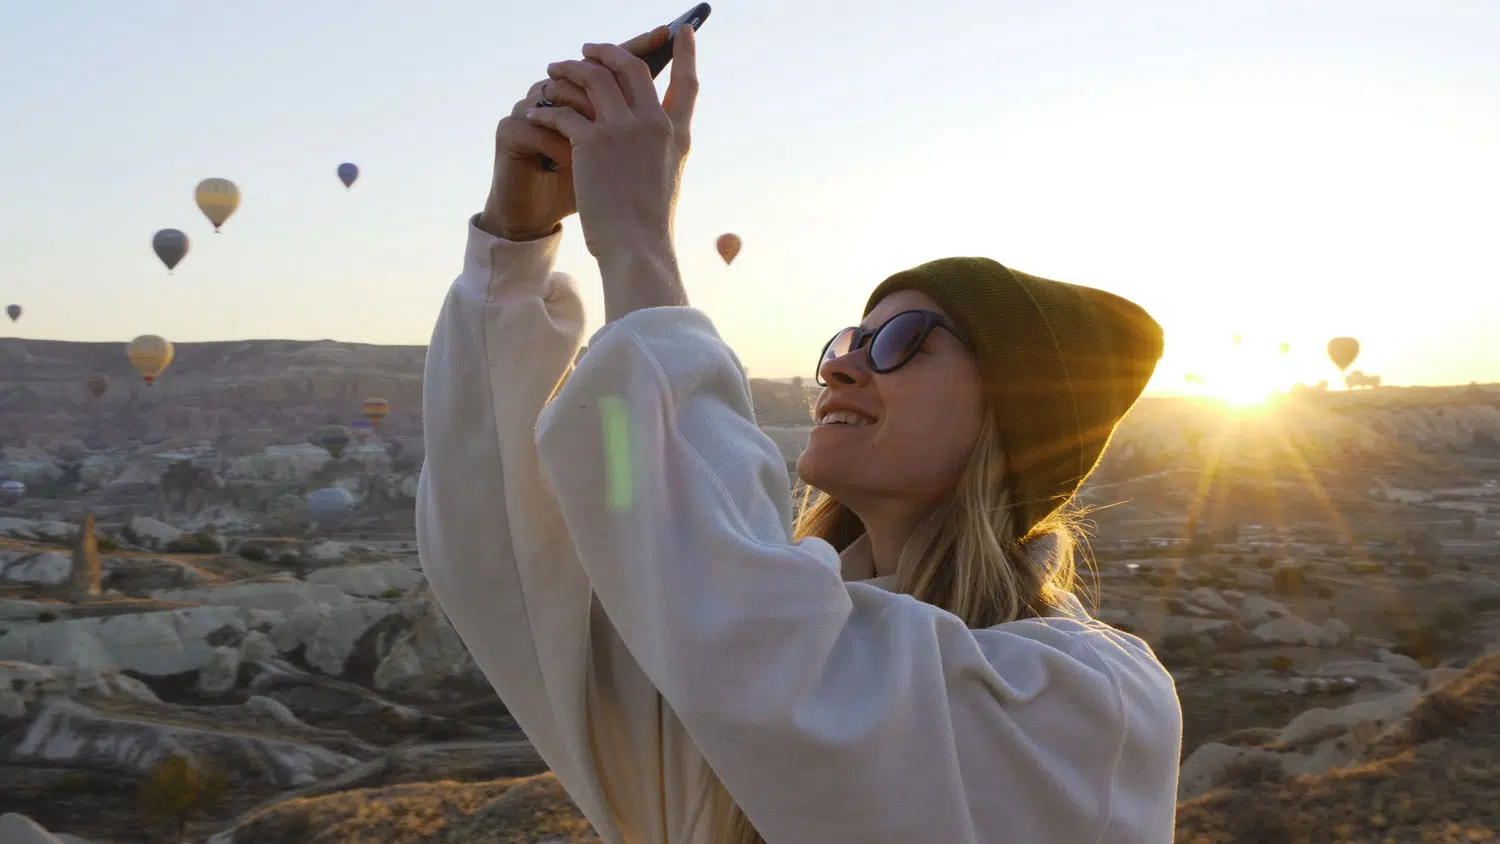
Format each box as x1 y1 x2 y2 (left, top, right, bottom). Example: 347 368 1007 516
222 774 598 844
1175 652 1500 843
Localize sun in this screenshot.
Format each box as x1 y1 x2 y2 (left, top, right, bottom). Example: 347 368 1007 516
1182 370 1279 408
1217 381 1274 408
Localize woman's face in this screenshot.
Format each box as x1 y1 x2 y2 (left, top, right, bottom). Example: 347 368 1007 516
797 289 986 516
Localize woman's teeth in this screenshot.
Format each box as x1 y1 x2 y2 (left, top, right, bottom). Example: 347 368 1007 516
817 410 874 426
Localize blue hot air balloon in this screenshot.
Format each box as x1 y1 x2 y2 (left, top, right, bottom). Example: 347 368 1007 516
337 163 359 189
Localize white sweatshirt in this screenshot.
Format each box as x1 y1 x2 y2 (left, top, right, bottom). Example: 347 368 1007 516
417 218 1183 844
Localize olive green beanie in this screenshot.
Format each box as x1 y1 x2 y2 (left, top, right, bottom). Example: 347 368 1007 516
865 257 1163 536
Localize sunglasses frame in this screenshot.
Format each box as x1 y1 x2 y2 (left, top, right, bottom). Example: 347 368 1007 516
815 309 971 387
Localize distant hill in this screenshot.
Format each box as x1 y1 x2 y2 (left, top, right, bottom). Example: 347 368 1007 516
0 337 820 452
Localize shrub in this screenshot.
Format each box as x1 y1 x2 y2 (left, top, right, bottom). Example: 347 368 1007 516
1398 561 1432 579
1255 555 1276 569
1405 687 1479 744
380 587 404 599
1218 753 1285 790
1392 624 1453 665
96 536 118 552
167 532 222 554
237 543 269 562
1271 565 1307 597
1434 605 1470 632
139 754 227 840
1261 655 1295 673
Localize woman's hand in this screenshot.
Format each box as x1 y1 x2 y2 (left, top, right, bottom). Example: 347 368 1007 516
525 25 698 264
477 27 674 242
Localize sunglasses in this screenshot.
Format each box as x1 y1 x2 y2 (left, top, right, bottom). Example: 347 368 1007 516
815 309 971 386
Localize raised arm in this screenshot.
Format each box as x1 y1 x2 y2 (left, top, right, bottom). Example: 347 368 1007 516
534 307 1182 843
416 217 597 790
418 217 729 843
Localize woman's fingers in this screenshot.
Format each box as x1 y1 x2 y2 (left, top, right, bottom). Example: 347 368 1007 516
580 42 658 114
496 114 573 166
539 78 596 121
663 24 699 130
547 59 628 121
618 25 671 59
526 105 593 141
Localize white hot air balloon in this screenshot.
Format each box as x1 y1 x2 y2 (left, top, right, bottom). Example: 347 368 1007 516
0 480 25 505
307 486 356 528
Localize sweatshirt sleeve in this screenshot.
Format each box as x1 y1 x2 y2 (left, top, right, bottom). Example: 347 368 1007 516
534 307 1182 844
417 219 709 843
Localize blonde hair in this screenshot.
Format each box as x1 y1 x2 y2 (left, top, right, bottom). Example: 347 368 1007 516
707 408 1088 843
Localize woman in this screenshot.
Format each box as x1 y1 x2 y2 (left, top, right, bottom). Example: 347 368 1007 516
418 23 1182 844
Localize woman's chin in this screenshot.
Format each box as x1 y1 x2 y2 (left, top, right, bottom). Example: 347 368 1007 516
796 443 849 493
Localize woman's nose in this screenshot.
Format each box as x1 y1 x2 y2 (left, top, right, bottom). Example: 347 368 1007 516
818 348 870 386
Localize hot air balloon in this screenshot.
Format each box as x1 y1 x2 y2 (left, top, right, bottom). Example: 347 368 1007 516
307 486 356 527
1231 334 1243 346
6 305 19 322
127 335 174 384
716 233 741 265
0 480 23 505
152 229 190 272
1327 337 1360 373
313 424 352 459
86 373 110 399
195 178 240 232
1278 342 1291 356
360 397 389 426
337 163 359 188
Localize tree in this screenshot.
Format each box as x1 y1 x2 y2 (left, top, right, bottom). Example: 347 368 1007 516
139 754 227 841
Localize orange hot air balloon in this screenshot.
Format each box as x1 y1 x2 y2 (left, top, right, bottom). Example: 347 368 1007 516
716 233 741 265
1327 337 1360 373
360 397 390 426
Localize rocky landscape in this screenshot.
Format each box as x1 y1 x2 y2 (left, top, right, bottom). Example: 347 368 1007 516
2 338 1500 842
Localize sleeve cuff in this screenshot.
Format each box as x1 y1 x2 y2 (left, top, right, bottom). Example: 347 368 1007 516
459 214 565 302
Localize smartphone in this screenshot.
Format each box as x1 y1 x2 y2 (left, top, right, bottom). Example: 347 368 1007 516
540 3 711 172
643 3 712 79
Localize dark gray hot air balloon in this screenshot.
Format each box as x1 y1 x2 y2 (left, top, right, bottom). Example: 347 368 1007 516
313 424 352 459
152 229 190 272
337 162 359 188
6 305 19 322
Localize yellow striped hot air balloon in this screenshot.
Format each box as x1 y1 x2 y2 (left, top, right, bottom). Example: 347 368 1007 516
195 178 240 232
361 397 390 426
127 335 174 384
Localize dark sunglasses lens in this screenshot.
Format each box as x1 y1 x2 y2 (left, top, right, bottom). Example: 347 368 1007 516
817 327 855 383
823 327 856 364
869 312 929 371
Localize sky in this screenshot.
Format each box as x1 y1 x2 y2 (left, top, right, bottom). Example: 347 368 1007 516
1 0 1497 392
